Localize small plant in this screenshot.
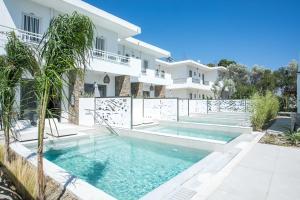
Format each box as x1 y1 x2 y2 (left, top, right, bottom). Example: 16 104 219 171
285 129 300 145
250 91 279 130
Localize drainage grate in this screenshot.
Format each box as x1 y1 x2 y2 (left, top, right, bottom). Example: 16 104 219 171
167 188 197 200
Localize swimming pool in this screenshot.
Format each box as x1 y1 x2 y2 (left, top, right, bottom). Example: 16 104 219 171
26 133 210 200
136 124 240 143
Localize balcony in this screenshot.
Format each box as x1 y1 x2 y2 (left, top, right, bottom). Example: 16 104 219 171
93 49 130 66
167 77 212 90
0 25 142 77
192 78 200 84
132 68 173 86
0 24 43 46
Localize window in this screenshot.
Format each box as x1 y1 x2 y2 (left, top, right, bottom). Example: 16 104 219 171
155 69 159 77
199 73 201 77
84 83 107 97
199 94 201 99
142 60 148 73
194 94 196 99
143 91 150 98
23 14 40 33
194 71 196 76
94 37 105 57
202 94 205 99
95 37 105 51
84 84 94 96
161 70 165 78
202 74 205 83
23 14 40 42
189 93 193 99
189 70 192 77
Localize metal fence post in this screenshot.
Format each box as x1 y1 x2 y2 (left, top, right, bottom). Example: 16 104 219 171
130 96 133 129
94 97 96 125
177 98 179 122
142 97 144 118
207 99 209 114
188 99 190 116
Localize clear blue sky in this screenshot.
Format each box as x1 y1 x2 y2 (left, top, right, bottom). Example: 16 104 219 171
85 0 300 69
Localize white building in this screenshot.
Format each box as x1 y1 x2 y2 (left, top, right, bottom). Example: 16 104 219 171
0 0 171 124
119 37 172 98
157 59 226 99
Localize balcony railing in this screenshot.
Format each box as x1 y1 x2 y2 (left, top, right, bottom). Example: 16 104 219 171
92 49 130 65
204 81 210 85
0 25 131 66
192 78 200 83
0 24 43 46
141 69 168 79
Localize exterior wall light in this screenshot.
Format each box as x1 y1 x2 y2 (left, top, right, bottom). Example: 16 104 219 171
103 74 110 84
150 84 154 91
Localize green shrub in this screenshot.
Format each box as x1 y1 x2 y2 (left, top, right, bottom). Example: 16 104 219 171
250 91 279 130
285 129 300 145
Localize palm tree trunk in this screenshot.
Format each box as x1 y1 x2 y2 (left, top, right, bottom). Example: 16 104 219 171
3 95 12 164
37 81 50 200
3 113 10 163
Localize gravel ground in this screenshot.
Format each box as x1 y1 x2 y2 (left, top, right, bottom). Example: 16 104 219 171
0 167 22 200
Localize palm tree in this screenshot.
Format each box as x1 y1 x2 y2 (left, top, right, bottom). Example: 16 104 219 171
0 33 38 163
33 12 94 200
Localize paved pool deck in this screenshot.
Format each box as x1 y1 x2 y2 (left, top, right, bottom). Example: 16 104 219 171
207 143 300 200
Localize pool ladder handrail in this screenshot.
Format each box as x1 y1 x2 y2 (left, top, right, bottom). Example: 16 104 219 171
85 109 119 136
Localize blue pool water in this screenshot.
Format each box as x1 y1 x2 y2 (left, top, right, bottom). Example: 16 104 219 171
31 134 209 200
138 125 239 143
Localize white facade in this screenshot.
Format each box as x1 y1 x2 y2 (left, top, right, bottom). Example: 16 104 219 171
0 0 173 122
0 0 227 125
157 60 226 99
119 37 172 97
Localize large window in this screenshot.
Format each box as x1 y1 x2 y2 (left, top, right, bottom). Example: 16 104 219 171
84 83 107 97
23 14 40 42
189 70 192 77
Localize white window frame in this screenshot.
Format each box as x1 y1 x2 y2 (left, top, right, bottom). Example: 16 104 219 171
22 13 41 34
95 36 105 51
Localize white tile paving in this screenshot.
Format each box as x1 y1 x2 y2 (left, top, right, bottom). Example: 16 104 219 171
208 143 300 200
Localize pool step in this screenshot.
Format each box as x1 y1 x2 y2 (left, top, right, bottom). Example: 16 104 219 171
46 135 124 159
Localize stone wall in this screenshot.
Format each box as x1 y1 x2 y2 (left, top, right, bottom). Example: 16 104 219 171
68 71 84 125
155 85 166 98
131 82 143 98
115 75 131 96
